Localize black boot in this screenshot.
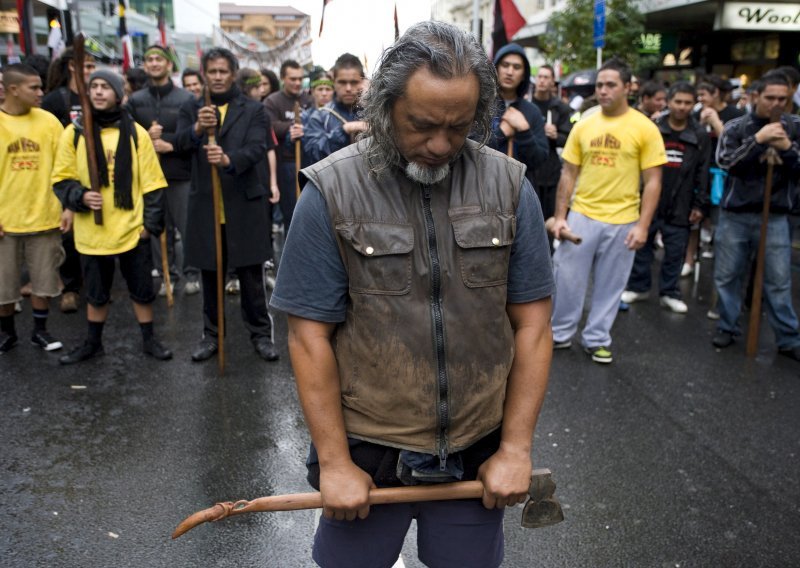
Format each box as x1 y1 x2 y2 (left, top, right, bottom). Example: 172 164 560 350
143 337 173 361
59 341 104 365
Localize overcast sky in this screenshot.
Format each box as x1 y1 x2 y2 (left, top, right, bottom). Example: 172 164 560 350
173 0 433 70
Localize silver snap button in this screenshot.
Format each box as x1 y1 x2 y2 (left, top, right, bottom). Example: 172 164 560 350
365 246 375 255
492 238 500 246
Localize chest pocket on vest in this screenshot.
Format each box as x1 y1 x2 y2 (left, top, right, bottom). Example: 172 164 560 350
450 212 515 288
335 221 413 295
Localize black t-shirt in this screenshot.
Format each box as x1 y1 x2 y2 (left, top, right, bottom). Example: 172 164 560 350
660 126 686 215
41 87 81 127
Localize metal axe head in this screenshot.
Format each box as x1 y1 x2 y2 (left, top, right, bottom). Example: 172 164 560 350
521 468 565 529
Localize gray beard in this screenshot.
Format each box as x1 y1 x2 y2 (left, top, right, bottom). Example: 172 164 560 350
404 161 450 185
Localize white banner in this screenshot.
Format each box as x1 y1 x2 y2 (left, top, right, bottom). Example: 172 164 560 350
716 2 800 31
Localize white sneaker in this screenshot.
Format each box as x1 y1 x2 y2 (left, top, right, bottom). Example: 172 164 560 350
184 280 201 295
660 296 688 313
701 249 714 259
225 278 241 295
151 268 159 278
621 290 648 304
158 282 174 297
680 263 694 277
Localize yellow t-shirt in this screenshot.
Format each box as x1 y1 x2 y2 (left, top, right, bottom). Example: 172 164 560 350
51 122 167 255
562 108 667 224
0 108 64 233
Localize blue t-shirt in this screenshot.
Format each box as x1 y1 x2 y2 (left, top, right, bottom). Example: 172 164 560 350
270 178 554 321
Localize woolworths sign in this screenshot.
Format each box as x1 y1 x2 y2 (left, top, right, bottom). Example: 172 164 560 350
716 2 800 30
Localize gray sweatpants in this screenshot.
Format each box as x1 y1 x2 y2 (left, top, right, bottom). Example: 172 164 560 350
552 211 636 348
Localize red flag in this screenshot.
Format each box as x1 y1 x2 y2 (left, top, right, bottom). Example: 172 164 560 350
319 0 334 36
492 0 526 58
394 2 399 41
196 36 203 64
16 0 28 54
157 0 167 47
119 0 133 72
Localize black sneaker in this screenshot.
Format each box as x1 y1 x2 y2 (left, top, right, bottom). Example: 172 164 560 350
30 330 63 351
143 338 173 361
254 338 279 362
59 341 104 365
0 332 18 353
778 346 800 362
712 330 734 348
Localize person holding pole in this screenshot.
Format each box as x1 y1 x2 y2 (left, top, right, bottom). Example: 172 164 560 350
486 44 547 181
52 69 172 364
270 22 554 567
264 60 311 233
126 44 199 298
712 72 800 361
176 47 279 364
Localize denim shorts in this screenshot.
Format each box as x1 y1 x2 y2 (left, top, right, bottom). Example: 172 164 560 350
312 498 504 568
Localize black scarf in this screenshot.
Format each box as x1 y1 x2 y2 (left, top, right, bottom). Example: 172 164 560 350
92 108 134 210
209 84 240 106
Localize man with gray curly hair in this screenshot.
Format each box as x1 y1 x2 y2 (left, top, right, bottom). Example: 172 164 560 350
271 21 554 567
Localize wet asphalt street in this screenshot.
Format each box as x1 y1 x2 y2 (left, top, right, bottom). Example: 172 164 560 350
2 235 800 568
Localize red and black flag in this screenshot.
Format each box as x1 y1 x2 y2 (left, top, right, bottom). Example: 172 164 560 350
119 0 134 72
491 0 526 58
157 0 167 47
319 0 334 36
15 0 32 55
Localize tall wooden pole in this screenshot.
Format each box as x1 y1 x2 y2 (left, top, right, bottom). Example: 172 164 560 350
293 100 302 200
204 86 225 374
73 33 103 225
746 107 783 357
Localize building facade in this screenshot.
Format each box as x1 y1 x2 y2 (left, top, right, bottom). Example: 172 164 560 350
218 2 307 49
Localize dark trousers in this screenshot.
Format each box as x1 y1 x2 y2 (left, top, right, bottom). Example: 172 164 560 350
82 239 156 306
627 218 689 299
60 231 82 294
534 183 557 222
277 161 297 232
200 229 273 343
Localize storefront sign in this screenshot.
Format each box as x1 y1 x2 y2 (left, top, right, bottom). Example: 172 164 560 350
0 11 20 34
639 33 662 54
716 2 800 31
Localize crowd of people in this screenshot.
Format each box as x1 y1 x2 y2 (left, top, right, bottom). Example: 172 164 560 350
1 20 799 566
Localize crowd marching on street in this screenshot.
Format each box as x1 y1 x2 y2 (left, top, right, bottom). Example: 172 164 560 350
1 18 799 567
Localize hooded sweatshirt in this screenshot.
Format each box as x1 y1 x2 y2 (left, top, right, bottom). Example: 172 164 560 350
488 43 548 183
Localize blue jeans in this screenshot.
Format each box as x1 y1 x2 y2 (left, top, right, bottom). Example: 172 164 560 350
714 211 800 349
626 219 689 299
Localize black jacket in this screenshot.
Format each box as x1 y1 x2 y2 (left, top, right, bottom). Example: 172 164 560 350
531 96 573 187
175 91 272 270
655 116 712 227
717 112 800 214
126 82 194 181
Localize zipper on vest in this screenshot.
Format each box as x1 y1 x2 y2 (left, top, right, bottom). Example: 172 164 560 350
421 184 450 471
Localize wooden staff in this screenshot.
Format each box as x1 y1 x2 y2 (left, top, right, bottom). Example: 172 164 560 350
293 100 302 200
746 107 784 357
507 137 515 159
204 86 226 374
73 33 103 225
152 121 174 307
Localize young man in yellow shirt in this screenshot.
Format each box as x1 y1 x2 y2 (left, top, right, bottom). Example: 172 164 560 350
0 64 67 353
52 70 171 364
550 58 667 364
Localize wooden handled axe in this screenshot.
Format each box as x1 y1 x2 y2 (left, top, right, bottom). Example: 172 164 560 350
545 217 583 245
171 468 563 539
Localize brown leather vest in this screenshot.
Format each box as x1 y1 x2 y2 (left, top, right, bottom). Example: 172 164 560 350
301 139 525 458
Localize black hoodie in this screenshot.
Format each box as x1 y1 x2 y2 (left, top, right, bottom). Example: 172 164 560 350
488 43 548 185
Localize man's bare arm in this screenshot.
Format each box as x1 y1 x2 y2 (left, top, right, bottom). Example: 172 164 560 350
287 315 375 521
478 298 553 509
625 166 662 250
550 161 579 239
